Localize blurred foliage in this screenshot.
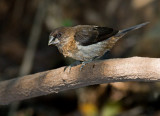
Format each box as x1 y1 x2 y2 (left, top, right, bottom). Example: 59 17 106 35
62 19 73 27
101 101 121 116
0 0 160 116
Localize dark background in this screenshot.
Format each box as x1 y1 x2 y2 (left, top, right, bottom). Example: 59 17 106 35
0 0 160 116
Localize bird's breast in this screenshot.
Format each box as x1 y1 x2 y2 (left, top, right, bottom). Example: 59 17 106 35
60 37 78 57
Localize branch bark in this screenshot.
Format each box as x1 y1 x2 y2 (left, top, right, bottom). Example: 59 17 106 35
0 57 160 105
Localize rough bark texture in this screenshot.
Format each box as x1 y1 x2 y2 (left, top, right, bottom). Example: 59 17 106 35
0 57 160 105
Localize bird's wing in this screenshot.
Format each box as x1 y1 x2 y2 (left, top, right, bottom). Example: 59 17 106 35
74 26 118 46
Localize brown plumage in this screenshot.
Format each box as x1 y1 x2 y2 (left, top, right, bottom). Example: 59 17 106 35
48 22 149 70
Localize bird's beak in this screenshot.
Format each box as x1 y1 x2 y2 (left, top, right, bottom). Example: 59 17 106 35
48 36 54 45
48 36 59 45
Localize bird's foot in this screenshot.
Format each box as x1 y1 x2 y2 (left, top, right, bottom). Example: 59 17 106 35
80 60 93 71
64 65 71 73
64 61 81 72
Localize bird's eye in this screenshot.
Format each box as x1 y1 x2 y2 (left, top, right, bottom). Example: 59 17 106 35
56 33 61 38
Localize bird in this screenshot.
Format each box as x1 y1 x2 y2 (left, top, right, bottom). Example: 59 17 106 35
48 22 149 71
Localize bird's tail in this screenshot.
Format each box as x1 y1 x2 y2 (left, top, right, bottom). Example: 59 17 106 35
115 22 149 37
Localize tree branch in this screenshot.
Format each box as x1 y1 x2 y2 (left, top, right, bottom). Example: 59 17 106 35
0 57 160 105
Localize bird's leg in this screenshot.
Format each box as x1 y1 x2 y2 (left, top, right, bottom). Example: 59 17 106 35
80 60 92 71
80 57 98 71
64 60 81 72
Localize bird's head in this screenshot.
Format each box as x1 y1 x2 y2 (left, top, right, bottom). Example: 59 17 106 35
48 27 72 47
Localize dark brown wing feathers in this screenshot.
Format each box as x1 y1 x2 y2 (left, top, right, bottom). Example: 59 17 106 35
74 26 118 46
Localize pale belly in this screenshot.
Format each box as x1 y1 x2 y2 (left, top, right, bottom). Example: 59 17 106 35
69 41 111 61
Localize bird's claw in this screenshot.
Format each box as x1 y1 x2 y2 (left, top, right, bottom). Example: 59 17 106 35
79 60 93 71
64 61 81 73
64 65 71 73
80 62 86 71
64 60 93 72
